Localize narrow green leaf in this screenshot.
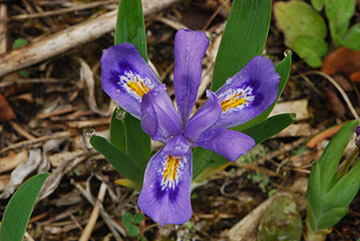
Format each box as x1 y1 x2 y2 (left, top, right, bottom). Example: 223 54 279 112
311 0 325 11
90 135 142 187
211 0 271 91
317 207 348 231
115 0 147 60
306 201 318 232
324 160 360 211
234 52 292 131
307 162 322 218
192 147 215 179
242 113 295 145
133 213 145 224
318 119 359 192
110 108 126 151
0 173 49 241
114 0 151 173
124 114 151 172
340 23 360 50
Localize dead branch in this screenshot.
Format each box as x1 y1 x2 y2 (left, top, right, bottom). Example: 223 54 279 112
0 0 180 77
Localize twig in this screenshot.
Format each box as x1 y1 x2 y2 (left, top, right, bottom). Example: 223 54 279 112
0 131 76 154
72 180 126 240
0 78 62 88
0 3 7 54
79 181 107 241
9 121 36 140
306 71 359 119
10 0 117 20
0 0 181 77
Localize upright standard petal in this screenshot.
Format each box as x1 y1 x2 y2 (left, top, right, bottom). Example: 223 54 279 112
196 128 255 162
101 43 160 118
138 147 192 226
174 29 209 123
141 84 182 142
183 90 221 142
212 56 280 129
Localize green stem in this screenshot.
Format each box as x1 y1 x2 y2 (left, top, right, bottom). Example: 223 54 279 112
304 219 332 241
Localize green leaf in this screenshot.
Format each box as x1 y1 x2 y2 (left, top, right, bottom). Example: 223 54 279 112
0 173 49 241
274 1 327 47
307 162 322 218
192 147 215 179
317 207 348 231
18 70 29 78
211 0 271 91
274 1 327 66
127 225 139 237
90 135 142 187
325 0 355 46
121 212 133 228
293 36 328 68
311 0 326 11
110 108 126 151
124 115 151 172
324 160 360 211
12 38 28 49
340 23 360 50
115 0 147 60
133 213 145 224
114 0 151 173
318 119 359 192
242 113 295 145
234 53 292 131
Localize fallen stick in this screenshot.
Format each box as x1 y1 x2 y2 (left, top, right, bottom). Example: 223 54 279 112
0 0 180 77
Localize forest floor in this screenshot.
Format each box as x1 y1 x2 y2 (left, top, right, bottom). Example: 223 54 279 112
0 0 360 240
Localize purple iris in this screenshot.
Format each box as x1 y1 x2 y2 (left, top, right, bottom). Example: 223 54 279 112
101 29 280 226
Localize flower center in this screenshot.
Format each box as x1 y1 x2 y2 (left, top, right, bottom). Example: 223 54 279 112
159 155 186 191
117 71 154 101
219 86 254 113
127 78 152 97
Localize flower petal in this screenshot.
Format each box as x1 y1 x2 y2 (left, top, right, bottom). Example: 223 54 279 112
196 128 255 162
213 56 280 129
138 147 192 226
101 43 160 118
141 84 182 142
183 90 221 142
174 29 210 123
163 135 192 156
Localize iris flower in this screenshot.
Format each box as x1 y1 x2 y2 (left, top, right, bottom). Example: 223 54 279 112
101 29 280 226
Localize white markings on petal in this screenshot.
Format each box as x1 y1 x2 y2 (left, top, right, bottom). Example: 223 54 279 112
117 71 154 102
156 153 187 191
218 86 255 113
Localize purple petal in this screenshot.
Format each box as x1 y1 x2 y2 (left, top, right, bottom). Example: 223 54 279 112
101 43 160 118
183 90 221 142
196 128 255 162
212 56 280 129
141 84 182 142
163 135 192 156
138 147 192 226
174 29 209 123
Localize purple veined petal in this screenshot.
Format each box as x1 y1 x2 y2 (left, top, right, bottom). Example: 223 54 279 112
101 43 161 118
212 56 280 129
183 90 221 142
138 147 192 226
163 135 192 156
174 29 210 123
196 128 255 162
141 84 182 142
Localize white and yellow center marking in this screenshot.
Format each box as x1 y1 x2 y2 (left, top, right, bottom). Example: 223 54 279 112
158 155 186 191
117 71 154 101
218 86 254 113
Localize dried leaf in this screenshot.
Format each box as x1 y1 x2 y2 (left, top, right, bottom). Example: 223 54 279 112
322 46 360 82
0 150 28 173
0 149 42 199
0 94 15 121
